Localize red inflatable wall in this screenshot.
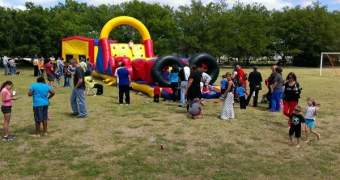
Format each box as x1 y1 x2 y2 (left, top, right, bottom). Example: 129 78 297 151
115 57 134 80
145 59 155 84
99 38 110 72
109 56 115 76
143 39 154 58
132 59 146 81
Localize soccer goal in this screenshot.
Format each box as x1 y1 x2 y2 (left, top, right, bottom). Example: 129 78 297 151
319 52 340 76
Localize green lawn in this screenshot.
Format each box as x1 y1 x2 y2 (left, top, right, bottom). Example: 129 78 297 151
0 66 339 179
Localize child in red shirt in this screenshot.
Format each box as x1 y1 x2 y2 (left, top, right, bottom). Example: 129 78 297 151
153 82 161 103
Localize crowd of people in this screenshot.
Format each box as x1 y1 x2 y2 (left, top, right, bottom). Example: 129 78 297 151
1 58 321 147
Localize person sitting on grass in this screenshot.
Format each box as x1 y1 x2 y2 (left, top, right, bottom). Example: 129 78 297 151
84 70 104 96
188 98 204 119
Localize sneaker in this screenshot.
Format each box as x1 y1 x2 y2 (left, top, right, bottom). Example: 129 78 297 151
7 134 15 139
3 136 14 141
70 113 79 116
77 115 87 118
30 134 41 137
126 104 130 106
120 104 123 105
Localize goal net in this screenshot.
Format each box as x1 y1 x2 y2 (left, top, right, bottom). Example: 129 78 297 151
319 52 340 76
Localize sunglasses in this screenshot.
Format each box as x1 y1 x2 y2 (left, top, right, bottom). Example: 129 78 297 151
288 76 293 79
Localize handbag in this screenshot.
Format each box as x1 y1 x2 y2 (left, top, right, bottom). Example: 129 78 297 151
255 84 262 90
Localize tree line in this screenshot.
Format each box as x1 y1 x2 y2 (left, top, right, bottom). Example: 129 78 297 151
0 0 339 67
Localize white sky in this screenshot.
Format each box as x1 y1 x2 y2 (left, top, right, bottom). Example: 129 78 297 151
0 0 339 11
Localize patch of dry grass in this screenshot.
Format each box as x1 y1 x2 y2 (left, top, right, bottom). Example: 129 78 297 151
0 66 339 179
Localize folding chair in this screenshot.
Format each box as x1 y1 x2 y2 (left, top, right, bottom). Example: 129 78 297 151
86 86 96 97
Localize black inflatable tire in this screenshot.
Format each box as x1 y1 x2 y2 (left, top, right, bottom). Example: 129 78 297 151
151 55 184 87
189 53 219 85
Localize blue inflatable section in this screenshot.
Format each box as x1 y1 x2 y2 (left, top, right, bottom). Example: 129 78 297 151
96 46 105 74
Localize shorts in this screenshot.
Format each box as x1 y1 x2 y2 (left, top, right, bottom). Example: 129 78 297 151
33 106 48 122
47 74 55 82
1 106 12 114
191 110 202 117
289 126 301 138
305 119 315 128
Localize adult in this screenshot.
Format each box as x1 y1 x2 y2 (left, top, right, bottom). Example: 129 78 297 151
84 70 104 95
236 64 247 92
246 66 263 107
69 58 87 118
86 58 92 72
169 64 179 102
269 67 284 112
220 72 235 120
283 72 301 127
266 65 277 109
28 77 55 137
9 58 15 76
3 56 8 76
178 62 190 107
39 58 45 77
79 58 87 71
117 62 131 105
185 65 202 111
32 58 39 76
45 59 55 87
56 57 64 77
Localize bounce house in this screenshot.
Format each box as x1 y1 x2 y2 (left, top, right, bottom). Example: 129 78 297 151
61 16 221 99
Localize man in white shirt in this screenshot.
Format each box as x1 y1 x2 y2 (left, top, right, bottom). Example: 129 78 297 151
178 62 190 107
114 62 123 99
3 56 8 76
9 58 15 75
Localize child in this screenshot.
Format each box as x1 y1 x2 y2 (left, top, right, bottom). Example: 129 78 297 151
220 75 227 96
236 83 246 109
64 66 72 88
304 97 321 142
1 81 19 141
288 105 305 148
188 98 204 119
54 68 62 88
261 77 269 103
153 82 160 103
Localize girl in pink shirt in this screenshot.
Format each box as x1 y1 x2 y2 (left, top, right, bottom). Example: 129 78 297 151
1 81 19 141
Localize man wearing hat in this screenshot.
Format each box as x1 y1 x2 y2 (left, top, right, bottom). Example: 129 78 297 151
246 65 262 107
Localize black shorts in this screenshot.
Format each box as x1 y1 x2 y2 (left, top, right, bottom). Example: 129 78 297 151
47 74 55 82
33 106 48 122
1 106 12 114
289 126 301 138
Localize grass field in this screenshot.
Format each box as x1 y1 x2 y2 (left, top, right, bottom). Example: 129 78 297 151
0 66 339 179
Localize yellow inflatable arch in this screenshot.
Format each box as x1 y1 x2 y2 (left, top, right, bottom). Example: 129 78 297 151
99 16 151 40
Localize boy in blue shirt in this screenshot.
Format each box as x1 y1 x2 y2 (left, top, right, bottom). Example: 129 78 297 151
236 83 246 109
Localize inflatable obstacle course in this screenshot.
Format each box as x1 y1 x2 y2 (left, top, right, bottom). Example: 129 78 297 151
61 16 221 99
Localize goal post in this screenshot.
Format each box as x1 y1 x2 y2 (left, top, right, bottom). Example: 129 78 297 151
320 52 340 76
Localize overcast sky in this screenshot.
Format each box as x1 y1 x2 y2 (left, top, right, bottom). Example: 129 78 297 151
1 0 340 11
